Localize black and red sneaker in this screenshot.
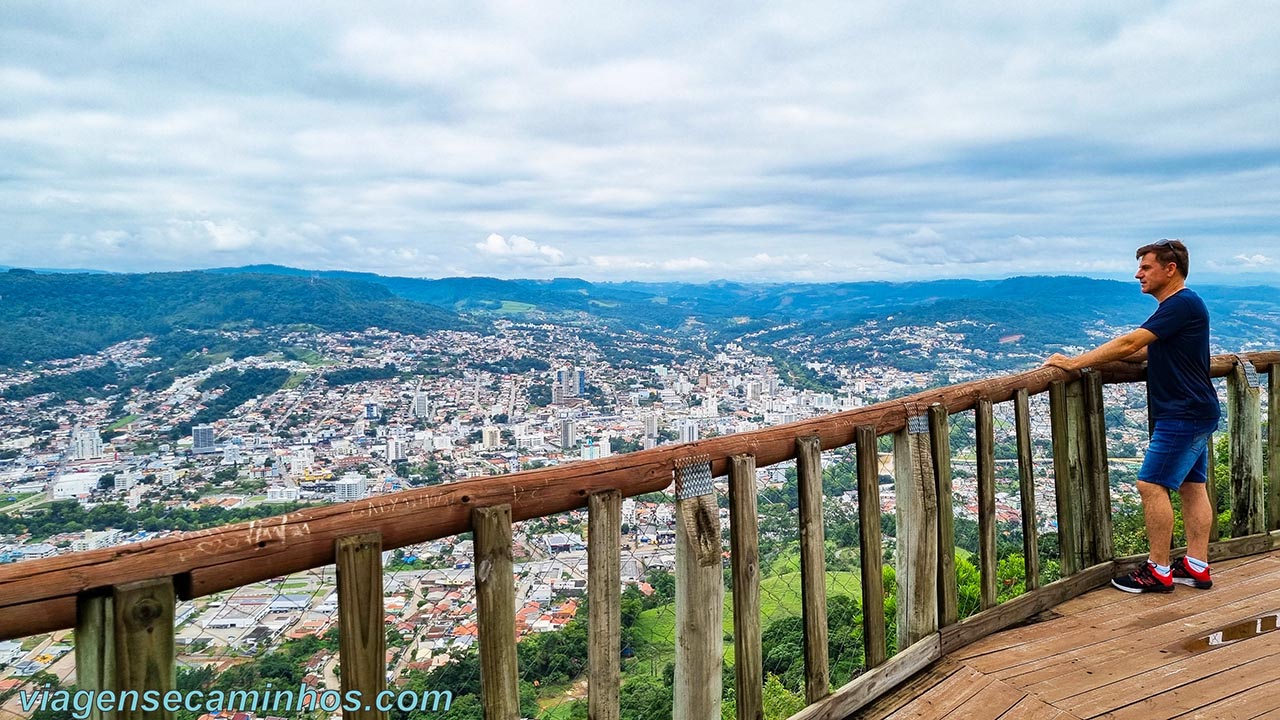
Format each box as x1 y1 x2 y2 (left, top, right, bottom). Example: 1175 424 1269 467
1171 557 1213 589
1112 562 1174 594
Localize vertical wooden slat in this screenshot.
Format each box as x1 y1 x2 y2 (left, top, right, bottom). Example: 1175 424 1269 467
1269 369 1280 531
1228 364 1264 536
975 398 998 610
928 405 958 627
729 454 763 720
675 469 723 720
473 506 520 720
797 435 830 703
1049 380 1085 575
1014 389 1040 591
113 578 175 720
76 592 115 720
1208 433 1220 542
894 420 938 648
1081 369 1114 561
336 532 387 720
588 491 622 720
856 426 887 668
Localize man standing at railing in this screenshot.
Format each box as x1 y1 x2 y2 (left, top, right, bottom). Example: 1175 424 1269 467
1044 239 1220 593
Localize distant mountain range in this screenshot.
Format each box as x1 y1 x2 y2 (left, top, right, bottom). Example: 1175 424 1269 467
3 264 1278 370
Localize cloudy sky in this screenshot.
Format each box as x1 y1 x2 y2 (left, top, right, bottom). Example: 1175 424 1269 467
2 1 1278 283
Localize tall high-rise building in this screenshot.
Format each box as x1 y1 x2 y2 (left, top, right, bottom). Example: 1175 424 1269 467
412 393 430 418
192 425 216 453
71 427 104 461
386 437 407 462
482 426 502 450
557 366 583 397
643 413 659 438
575 369 586 395
678 419 699 444
364 402 380 420
560 418 577 449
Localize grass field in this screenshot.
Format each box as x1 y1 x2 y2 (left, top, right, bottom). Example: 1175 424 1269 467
496 300 536 314
283 371 310 390
631 571 863 665
106 414 139 431
0 492 38 510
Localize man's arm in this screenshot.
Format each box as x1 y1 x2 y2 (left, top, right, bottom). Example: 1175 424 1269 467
1043 328 1156 371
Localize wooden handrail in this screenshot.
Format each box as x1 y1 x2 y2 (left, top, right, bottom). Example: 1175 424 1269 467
0 351 1274 641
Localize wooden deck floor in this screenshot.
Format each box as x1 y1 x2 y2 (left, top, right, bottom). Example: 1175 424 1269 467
861 551 1280 720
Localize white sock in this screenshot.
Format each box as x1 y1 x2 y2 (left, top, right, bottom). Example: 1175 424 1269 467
1185 556 1209 572
1149 560 1171 576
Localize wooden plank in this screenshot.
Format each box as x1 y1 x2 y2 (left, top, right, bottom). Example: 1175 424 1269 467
857 426 888 669
1079 643 1280 719
943 677 1026 720
588 491 622 720
1014 389 1040 591
797 435 830 703
75 592 115 720
857 659 964 720
976 398 999 611
728 455 764 720
1049 381 1082 576
939 562 1115 656
1081 369 1113 562
1169 676 1280 720
675 466 723 720
895 422 939 648
788 634 943 720
995 695 1070 720
882 665 991 719
473 506 519 720
336 533 387 720
1269 369 1280 531
930 404 959 626
3 351 1277 641
1228 364 1264 536
113 578 175 720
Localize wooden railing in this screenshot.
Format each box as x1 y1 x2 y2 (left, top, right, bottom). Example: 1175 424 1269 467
0 352 1276 720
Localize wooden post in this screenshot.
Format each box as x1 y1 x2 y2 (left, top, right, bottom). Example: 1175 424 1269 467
1081 369 1114 562
1014 389 1040 591
588 491 622 720
729 454 764 720
855 426 887 668
75 592 115 720
975 399 998 610
894 417 938 648
336 533 387 720
674 460 722 720
473 506 519 720
1228 364 1264 536
113 578 175 720
1269 369 1280 531
797 435 830 703
1049 380 1086 575
928 405 958 627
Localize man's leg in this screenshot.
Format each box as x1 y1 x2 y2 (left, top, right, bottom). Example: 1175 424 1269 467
1179 481 1213 562
1139 480 1175 567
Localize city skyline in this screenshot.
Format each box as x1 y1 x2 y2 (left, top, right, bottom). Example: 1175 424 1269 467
2 2 1278 284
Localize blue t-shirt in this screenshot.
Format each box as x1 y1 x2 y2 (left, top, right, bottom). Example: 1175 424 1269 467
1140 288 1220 422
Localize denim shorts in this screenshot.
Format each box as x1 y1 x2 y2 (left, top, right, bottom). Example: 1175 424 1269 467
1138 418 1219 490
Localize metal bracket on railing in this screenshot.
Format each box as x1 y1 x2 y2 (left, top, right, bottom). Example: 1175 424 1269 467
1235 354 1261 389
674 455 720 567
907 414 929 435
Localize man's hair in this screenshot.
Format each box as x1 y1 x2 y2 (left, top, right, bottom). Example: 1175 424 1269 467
1136 239 1189 278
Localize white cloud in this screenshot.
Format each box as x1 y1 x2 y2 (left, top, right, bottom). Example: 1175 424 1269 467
475 234 567 264
1234 254 1273 267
